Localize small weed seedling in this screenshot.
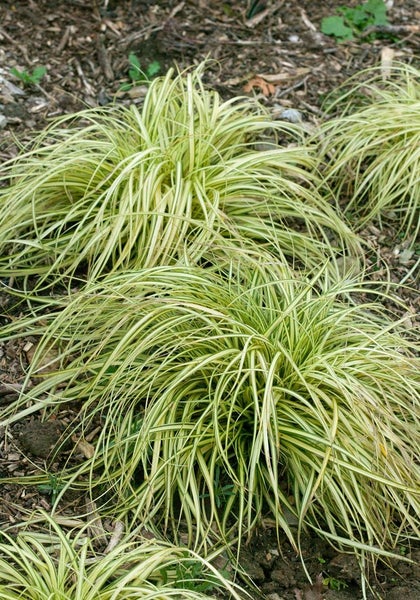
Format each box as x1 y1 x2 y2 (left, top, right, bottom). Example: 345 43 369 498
317 557 349 591
158 557 219 593
200 464 235 509
37 474 65 504
168 558 229 593
120 52 160 91
10 65 47 87
323 576 349 591
321 0 388 42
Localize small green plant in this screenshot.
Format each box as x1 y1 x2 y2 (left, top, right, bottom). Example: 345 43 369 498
246 0 266 19
200 464 235 509
163 557 229 593
120 52 160 90
321 15 354 42
37 474 65 504
317 558 349 590
321 0 388 42
10 65 47 86
323 576 348 591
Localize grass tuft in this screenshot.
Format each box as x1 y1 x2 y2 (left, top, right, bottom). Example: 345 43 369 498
2 263 418 561
316 63 420 240
0 512 244 599
0 65 360 291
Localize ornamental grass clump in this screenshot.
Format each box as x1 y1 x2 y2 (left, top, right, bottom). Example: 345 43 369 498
2 263 419 563
317 63 420 240
0 64 360 291
0 513 243 599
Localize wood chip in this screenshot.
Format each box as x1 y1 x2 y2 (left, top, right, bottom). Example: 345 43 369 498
96 36 114 81
381 47 395 80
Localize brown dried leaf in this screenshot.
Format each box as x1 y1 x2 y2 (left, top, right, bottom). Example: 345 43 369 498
72 435 95 459
86 499 107 545
243 76 275 96
104 521 125 554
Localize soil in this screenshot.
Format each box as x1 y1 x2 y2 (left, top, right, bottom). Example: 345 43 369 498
0 1 419 599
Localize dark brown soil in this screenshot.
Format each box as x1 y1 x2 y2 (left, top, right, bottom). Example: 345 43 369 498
0 1 419 598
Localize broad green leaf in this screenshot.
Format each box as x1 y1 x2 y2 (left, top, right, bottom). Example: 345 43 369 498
128 52 141 70
365 0 388 25
147 60 161 78
32 66 47 82
321 16 354 41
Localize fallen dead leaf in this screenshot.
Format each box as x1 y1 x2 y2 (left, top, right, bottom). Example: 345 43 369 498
72 435 95 459
397 247 414 265
300 8 317 31
104 520 125 554
243 76 275 96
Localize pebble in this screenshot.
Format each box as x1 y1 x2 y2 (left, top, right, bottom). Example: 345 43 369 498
280 108 303 123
